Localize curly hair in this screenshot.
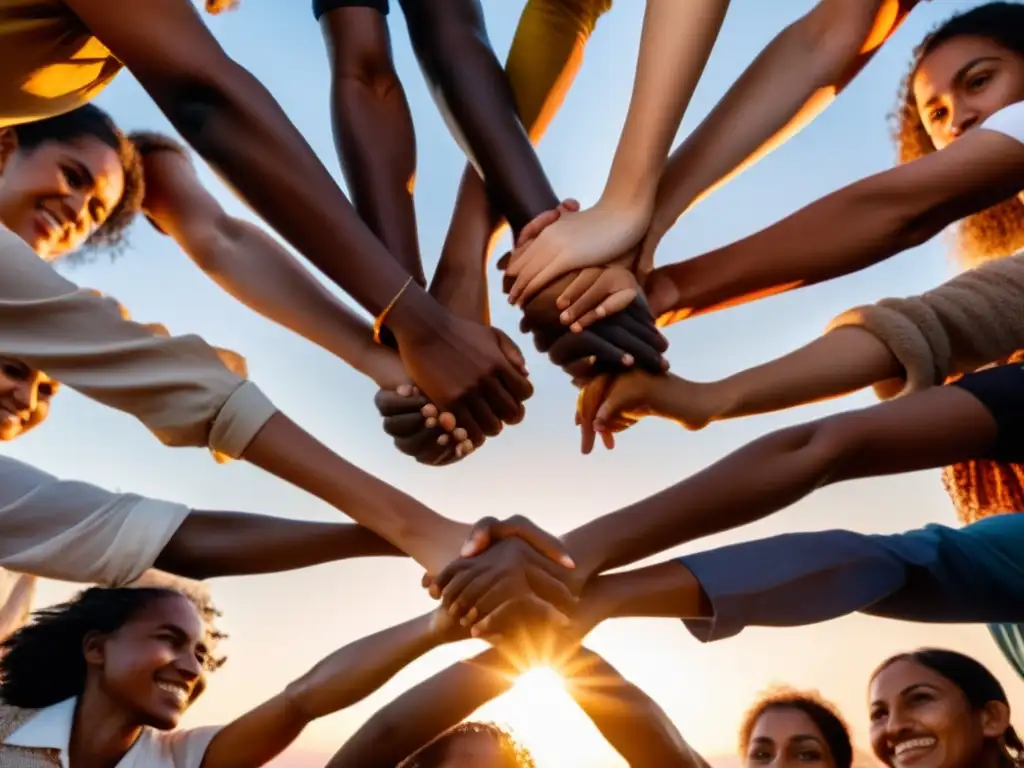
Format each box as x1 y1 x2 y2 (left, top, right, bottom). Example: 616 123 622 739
892 2 1024 266
738 685 853 768
874 649 1024 767
11 105 145 262
399 722 536 768
0 586 225 710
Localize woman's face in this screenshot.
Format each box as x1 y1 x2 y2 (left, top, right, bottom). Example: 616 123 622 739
868 658 1003 768
86 593 210 731
0 135 123 261
438 733 506 768
913 35 1024 151
0 356 56 440
745 706 837 767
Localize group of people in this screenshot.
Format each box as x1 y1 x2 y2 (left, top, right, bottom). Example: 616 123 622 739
0 0 1023 764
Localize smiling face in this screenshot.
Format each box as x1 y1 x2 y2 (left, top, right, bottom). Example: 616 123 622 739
85 593 210 731
869 658 1007 768
745 706 837 767
0 356 56 440
912 34 1024 151
0 136 124 261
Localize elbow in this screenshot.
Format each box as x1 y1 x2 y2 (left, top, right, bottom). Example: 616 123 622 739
157 61 252 156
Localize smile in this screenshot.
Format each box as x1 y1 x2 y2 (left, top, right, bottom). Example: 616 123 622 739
892 736 937 764
154 680 190 707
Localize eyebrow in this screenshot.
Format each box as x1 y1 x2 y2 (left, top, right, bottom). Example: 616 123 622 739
870 682 938 707
922 56 1003 107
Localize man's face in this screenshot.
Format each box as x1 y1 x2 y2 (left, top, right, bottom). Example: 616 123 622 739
0 356 57 440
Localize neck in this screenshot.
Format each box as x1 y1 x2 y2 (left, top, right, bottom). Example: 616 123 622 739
67 685 143 768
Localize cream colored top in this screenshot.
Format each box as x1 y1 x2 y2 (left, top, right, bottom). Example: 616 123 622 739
0 0 121 127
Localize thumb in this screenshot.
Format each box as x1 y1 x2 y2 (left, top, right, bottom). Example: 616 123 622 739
460 516 500 557
557 197 581 213
496 330 529 377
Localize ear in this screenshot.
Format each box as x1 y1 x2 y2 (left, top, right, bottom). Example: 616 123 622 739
980 700 1011 739
0 129 16 173
82 630 107 668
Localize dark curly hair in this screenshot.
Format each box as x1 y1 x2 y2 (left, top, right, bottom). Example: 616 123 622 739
0 586 225 710
738 685 853 768
399 722 536 768
873 649 1024 767
892 2 1024 266
11 105 144 261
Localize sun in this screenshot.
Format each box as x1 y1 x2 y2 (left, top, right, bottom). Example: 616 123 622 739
473 664 615 768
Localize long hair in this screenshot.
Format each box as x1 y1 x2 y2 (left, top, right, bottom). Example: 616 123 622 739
892 2 1024 266
737 685 853 768
0 587 224 709
874 649 1023 767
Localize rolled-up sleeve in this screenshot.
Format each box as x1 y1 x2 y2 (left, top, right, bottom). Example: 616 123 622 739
0 455 191 586
0 226 277 457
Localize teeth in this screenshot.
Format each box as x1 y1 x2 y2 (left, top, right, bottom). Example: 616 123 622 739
38 210 60 231
155 681 188 704
894 738 937 756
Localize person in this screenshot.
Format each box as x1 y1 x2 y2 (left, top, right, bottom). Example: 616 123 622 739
0 104 581 600
328 645 697 767
0 0 538 446
514 0 937 324
0 585 472 767
868 648 1024 768
428 357 1024 641
739 687 853 768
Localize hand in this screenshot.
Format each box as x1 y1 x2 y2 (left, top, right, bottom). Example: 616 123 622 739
555 266 642 332
574 371 676 454
427 605 471 645
389 299 534 448
643 266 687 328
505 201 652 306
374 386 474 465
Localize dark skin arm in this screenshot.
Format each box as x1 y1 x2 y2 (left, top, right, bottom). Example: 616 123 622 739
439 381 1001 634
65 0 533 445
398 0 668 376
321 5 425 287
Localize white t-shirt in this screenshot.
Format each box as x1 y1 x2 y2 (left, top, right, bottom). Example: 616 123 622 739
3 698 220 768
981 100 1024 145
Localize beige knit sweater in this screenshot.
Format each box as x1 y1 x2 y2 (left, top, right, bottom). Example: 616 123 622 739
827 251 1024 399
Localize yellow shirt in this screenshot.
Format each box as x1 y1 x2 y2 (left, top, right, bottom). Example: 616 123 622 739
0 0 121 127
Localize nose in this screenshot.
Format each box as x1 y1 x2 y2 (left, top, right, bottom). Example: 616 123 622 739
10 379 37 415
176 652 203 683
60 191 92 236
884 706 916 750
950 100 981 138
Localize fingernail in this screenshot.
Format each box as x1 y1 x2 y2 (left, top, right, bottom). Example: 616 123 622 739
425 417 437 428
623 354 635 366
560 555 576 569
437 434 449 446
556 299 568 310
572 323 583 333
587 355 596 366
397 384 412 396
559 311 570 324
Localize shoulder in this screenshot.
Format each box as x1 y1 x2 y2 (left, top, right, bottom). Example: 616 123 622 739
980 100 1024 146
139 725 223 768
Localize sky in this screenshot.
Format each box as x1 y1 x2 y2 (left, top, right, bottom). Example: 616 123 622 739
3 0 1020 766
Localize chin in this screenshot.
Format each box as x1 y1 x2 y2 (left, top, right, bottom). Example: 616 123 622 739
139 705 184 731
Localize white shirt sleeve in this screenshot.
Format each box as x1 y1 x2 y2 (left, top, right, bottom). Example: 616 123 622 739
0 456 190 586
980 100 1024 145
156 726 223 768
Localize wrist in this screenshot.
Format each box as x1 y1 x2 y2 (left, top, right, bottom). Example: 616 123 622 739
385 283 445 343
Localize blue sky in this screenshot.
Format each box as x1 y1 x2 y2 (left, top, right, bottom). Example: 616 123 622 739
5 1 1020 765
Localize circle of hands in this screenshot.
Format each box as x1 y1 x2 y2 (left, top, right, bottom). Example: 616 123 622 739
374 196 714 466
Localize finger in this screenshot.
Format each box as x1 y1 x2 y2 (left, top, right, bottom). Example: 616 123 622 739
375 390 430 417
524 569 579 615
452 427 468 444
511 260 559 306
589 321 664 374
600 430 616 451
437 412 457 432
459 516 501 558
447 570 502 622
496 250 512 271
495 334 535 403
548 331 631 372
449 403 484 450
507 251 549 301
556 268 603 310
495 329 529 378
558 197 581 213
516 208 561 248
465 392 502 439
481 376 523 426
495 516 575 568
382 412 428 439
440 567 485 614
433 556 473 594
471 597 571 638
565 288 638 331
394 427 448 459
606 311 669 355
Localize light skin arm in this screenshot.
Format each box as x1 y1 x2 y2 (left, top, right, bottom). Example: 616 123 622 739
645 0 921 244
645 128 1024 326
199 611 451 768
138 148 406 389
326 648 515 767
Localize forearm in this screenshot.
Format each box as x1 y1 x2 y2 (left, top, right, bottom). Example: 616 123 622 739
566 647 706 768
160 62 421 316
286 613 441 721
648 0 891 233
705 326 902 422
601 0 728 210
650 175 929 325
328 648 514 767
185 219 397 385
241 413 466 572
329 74 425 286
154 510 403 581
403 0 559 235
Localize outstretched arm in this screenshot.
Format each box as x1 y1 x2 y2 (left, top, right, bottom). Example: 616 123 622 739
645 0 922 246
134 137 406 389
645 120 1024 327
327 648 516 767
565 648 709 768
200 611 457 768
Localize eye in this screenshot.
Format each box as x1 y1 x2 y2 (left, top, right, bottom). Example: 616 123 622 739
1 363 26 381
869 707 887 723
61 164 84 189
909 691 935 706
928 106 948 123
797 749 825 762
748 748 773 763
966 71 992 91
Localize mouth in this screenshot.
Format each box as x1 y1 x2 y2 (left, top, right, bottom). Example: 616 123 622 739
32 207 64 242
154 679 190 709
891 736 938 765
0 407 22 435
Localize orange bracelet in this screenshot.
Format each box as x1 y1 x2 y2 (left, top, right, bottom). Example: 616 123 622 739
373 276 414 344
